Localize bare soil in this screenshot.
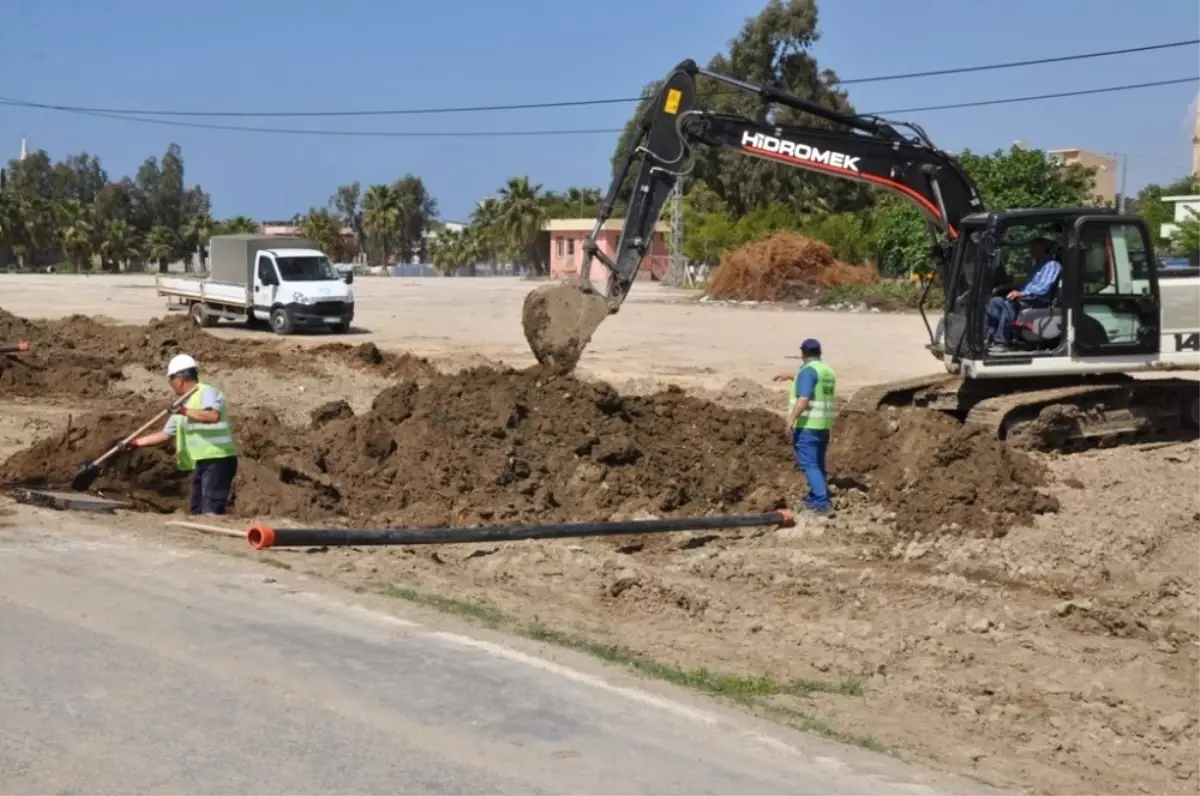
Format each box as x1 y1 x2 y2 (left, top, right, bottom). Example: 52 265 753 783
0 294 1195 796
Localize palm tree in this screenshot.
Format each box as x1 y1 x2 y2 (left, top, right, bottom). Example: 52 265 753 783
99 219 139 272
220 216 260 235
428 227 481 277
496 176 547 276
469 197 505 275
56 200 95 273
182 212 216 272
362 184 399 268
17 197 57 269
0 192 26 268
144 225 179 273
297 207 346 261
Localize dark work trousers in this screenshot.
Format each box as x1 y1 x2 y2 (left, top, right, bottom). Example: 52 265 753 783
190 456 238 515
792 428 831 511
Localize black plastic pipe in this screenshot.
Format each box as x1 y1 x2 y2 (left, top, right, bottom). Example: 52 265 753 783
247 510 794 550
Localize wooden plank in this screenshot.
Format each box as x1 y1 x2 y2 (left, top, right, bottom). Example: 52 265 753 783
165 520 246 539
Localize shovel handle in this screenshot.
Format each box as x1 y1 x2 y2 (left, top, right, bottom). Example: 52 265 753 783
90 387 199 468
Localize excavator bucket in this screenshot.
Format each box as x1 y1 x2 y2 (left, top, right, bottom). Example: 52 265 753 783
522 66 697 375
521 281 611 375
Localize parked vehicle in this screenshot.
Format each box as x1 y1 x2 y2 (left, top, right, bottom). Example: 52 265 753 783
157 234 355 335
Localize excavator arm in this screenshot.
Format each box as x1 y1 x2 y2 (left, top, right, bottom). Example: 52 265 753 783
580 59 985 308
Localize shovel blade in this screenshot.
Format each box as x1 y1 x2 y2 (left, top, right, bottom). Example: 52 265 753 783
70 463 101 492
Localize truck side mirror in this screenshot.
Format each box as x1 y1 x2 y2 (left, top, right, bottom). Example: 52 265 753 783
343 271 354 284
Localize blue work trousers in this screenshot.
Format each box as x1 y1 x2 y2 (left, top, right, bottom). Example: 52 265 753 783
792 428 831 511
985 296 1017 345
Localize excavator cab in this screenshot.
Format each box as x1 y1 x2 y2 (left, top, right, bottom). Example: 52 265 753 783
937 209 1166 376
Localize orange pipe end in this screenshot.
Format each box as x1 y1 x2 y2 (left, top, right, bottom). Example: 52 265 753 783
776 509 795 527
246 524 276 550
17 340 29 352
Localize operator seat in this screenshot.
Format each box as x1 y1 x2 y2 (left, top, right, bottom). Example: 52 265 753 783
1012 282 1062 348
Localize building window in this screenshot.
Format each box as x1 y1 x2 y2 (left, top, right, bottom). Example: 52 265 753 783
555 237 563 257
567 238 575 257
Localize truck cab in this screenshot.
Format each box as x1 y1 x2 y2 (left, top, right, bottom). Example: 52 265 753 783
251 246 355 334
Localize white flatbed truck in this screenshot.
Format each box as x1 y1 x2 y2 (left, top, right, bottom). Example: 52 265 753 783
156 234 355 335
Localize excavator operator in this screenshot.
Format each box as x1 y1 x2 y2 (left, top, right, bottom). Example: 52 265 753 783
984 237 1062 351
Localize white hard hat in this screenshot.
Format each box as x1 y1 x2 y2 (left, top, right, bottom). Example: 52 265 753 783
167 353 198 377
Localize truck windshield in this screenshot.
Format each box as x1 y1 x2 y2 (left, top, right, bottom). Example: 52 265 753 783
275 256 340 281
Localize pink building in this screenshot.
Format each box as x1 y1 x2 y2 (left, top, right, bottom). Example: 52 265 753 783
545 218 669 281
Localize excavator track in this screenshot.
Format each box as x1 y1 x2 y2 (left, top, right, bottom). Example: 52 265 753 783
843 373 1198 453
965 378 1200 453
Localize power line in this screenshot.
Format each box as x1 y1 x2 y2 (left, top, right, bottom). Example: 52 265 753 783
837 39 1198 84
869 76 1198 115
1 39 1195 119
1 77 1195 138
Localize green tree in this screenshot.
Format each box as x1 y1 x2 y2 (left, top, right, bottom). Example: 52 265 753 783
610 0 869 218
871 145 1101 276
182 212 215 271
99 219 139 272
1128 175 1200 249
219 215 261 234
297 207 347 261
362 184 400 266
56 199 95 273
495 176 547 275
1170 211 1199 258
468 197 505 274
428 227 480 277
144 225 179 272
330 182 365 258
390 174 438 263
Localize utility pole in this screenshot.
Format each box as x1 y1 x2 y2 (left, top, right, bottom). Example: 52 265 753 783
1118 153 1129 213
666 179 691 287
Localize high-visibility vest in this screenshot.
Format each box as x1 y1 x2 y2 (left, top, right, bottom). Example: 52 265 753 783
789 359 836 431
175 383 237 471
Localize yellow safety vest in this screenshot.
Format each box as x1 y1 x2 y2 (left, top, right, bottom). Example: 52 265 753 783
175 383 237 471
789 360 836 430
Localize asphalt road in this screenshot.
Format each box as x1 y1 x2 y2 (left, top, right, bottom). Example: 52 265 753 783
0 514 996 795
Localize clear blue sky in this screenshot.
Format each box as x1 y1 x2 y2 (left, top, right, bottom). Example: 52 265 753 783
2 0 1196 221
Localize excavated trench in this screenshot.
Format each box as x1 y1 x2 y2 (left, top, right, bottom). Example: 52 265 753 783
0 309 1057 537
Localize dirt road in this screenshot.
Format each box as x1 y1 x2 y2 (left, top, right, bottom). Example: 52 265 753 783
0 508 990 795
0 274 935 396
0 274 1195 795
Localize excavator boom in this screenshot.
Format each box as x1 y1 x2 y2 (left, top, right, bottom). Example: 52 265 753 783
580 60 984 307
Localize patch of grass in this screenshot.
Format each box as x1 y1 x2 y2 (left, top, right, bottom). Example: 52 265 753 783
368 582 881 750
381 584 507 626
814 280 944 312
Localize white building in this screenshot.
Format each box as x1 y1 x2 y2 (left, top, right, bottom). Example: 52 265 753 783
1160 194 1200 240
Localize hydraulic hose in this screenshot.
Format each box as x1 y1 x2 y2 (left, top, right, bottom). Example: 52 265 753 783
246 510 794 550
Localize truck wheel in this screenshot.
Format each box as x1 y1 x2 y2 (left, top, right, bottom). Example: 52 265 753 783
330 321 350 334
270 307 295 335
190 302 216 328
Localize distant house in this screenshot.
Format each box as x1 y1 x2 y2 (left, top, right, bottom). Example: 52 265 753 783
1159 194 1200 241
1045 148 1117 205
543 218 669 280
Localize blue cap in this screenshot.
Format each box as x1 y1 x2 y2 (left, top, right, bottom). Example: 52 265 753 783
800 338 821 354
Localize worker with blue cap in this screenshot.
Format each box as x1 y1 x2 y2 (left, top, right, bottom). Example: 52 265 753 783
773 338 837 514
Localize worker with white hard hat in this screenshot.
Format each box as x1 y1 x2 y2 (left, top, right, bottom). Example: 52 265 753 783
125 353 239 515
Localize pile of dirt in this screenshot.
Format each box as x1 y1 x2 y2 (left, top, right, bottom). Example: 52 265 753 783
521 283 611 374
0 310 436 402
831 406 1060 537
0 365 800 525
706 233 876 302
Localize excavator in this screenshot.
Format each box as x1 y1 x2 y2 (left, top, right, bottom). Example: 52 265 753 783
532 59 1200 451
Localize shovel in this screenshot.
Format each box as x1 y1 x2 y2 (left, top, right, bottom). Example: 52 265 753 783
70 386 198 492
